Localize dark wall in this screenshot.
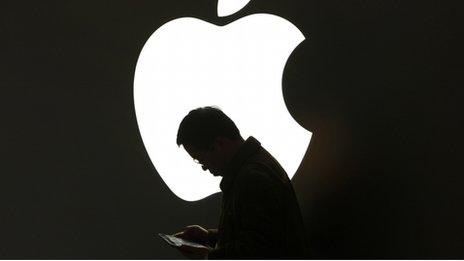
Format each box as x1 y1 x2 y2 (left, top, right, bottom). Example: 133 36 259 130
285 0 463 258
1 0 462 258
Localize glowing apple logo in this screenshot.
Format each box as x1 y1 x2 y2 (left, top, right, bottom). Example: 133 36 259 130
134 0 311 201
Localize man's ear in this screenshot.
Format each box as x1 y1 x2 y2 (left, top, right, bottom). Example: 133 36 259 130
213 136 227 150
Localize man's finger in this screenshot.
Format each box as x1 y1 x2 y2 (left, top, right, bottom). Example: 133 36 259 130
172 232 187 239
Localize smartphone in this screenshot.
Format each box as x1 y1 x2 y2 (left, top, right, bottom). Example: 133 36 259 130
157 233 208 249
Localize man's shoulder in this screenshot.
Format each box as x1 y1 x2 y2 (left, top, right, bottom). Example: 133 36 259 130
236 163 271 183
242 147 289 180
244 145 275 167
234 149 284 189
237 148 272 174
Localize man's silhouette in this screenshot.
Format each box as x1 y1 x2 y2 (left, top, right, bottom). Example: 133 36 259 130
173 106 308 259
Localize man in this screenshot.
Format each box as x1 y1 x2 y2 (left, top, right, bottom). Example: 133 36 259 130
174 106 308 259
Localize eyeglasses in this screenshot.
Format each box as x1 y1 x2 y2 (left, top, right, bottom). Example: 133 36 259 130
193 158 204 165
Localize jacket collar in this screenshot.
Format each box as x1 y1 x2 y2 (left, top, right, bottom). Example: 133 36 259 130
220 136 261 193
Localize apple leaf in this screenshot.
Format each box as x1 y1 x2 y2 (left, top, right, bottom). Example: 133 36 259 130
217 0 252 17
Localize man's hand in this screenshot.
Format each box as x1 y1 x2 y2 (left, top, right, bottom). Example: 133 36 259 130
178 244 212 259
173 225 212 259
173 225 210 244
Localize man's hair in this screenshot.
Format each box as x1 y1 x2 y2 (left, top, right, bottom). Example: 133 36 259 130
177 106 241 150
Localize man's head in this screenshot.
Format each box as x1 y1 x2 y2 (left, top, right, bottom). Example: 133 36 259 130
177 106 244 176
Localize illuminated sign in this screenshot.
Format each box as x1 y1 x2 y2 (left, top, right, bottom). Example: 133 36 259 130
134 0 311 201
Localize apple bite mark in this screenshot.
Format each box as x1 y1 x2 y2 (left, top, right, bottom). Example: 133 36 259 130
217 0 252 17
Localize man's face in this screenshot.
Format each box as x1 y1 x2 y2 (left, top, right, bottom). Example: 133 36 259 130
183 142 224 176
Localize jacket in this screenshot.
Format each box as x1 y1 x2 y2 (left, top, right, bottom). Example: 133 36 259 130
207 136 308 259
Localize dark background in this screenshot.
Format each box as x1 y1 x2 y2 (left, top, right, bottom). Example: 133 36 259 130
1 0 462 259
